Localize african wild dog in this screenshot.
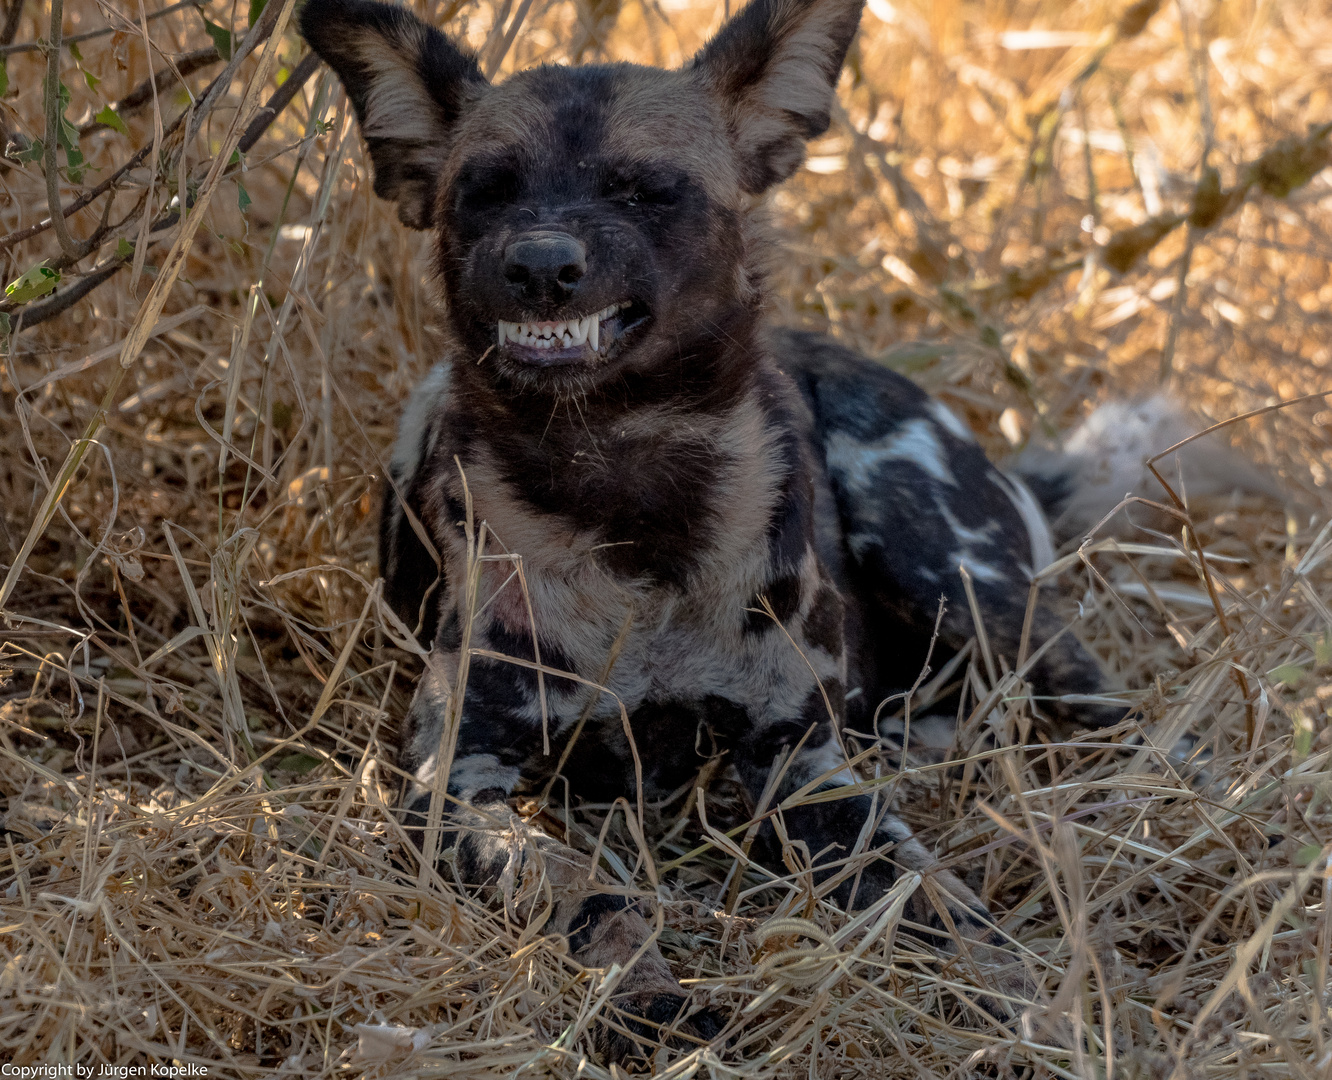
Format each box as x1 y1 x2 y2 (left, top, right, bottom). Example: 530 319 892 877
300 0 1125 1060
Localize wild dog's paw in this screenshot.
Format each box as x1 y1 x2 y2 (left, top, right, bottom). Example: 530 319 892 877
915 896 1036 1023
596 989 725 1066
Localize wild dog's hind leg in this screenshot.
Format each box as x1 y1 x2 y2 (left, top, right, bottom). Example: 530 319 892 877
398 668 721 1062
785 331 1123 730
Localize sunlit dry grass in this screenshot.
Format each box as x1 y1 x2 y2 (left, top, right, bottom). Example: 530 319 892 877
1 0 1330 1076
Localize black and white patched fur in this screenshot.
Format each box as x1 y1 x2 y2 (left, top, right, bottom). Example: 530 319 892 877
300 0 1127 1060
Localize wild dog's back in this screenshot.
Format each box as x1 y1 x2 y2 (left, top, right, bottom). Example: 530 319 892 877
773 328 1123 732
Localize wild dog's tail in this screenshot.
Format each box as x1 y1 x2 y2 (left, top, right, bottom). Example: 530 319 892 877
1011 394 1285 546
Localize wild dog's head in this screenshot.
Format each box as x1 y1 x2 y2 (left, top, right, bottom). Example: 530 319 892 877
300 0 863 394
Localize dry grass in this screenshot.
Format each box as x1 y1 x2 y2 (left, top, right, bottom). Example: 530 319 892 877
1 0 1331 1076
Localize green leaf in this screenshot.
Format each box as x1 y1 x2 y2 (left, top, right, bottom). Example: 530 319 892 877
249 0 269 26
82 68 101 92
1295 843 1323 867
203 19 233 61
115 238 134 260
1316 632 1332 668
12 136 43 164
237 180 251 212
1269 663 1306 688
95 104 129 136
277 752 321 775
4 265 60 304
0 58 9 98
1293 708 1314 758
49 81 86 181
63 145 85 184
68 42 83 63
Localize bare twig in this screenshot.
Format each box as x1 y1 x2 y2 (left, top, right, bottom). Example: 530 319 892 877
78 45 222 138
0 0 192 55
833 99 958 283
237 50 321 156
11 259 124 332
43 0 88 261
0 0 26 48
0 0 290 255
481 0 541 78
9 51 321 333
969 121 1332 308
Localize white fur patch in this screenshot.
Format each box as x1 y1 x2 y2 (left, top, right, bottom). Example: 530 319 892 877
407 751 521 805
929 400 974 442
826 418 954 492
993 470 1056 574
957 556 1004 583
391 362 453 483
935 500 1007 585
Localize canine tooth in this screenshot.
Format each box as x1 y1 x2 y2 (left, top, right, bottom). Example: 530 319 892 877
590 315 599 351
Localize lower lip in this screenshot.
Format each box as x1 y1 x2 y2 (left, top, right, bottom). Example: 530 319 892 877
502 341 591 367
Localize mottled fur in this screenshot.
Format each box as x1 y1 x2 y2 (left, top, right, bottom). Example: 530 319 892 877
301 0 1121 1061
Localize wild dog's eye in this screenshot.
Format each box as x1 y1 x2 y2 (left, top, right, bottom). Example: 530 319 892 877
453 156 521 212
602 166 685 210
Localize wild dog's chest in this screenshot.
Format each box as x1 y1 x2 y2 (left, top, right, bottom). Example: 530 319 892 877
439 403 792 693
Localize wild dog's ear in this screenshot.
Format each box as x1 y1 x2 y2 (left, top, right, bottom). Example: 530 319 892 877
690 0 863 194
300 0 485 228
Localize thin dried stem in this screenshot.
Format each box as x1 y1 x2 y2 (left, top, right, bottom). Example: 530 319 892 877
42 0 87 260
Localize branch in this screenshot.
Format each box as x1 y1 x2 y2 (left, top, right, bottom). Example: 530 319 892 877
11 260 124 331
1 0 26 49
10 52 322 333
78 45 221 138
0 0 193 56
832 99 959 284
0 2 285 255
43 0 88 260
968 119 1332 308
236 50 322 156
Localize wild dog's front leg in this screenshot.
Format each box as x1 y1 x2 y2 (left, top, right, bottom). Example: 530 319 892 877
398 667 720 1061
733 722 1029 1016
732 728 990 932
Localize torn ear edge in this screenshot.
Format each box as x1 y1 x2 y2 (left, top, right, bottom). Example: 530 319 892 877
300 0 487 228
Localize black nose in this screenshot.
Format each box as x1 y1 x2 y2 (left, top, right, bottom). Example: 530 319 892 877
503 231 586 304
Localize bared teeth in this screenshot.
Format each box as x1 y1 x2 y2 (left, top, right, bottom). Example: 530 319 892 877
498 302 629 353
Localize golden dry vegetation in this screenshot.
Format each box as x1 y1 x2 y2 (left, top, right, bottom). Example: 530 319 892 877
1 0 1331 1076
